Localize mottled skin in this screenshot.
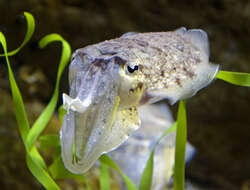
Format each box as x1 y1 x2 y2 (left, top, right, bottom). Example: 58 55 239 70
61 27 218 174
70 28 216 107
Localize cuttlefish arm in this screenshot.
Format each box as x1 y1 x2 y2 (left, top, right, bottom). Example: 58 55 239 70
60 57 140 174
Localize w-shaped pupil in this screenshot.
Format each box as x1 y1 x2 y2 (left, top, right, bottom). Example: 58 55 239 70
127 65 138 73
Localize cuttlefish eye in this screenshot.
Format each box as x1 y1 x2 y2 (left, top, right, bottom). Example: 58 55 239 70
127 65 139 73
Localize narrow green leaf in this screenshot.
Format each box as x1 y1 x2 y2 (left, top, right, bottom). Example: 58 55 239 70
155 122 177 145
216 70 250 87
26 34 71 150
139 122 177 190
174 100 187 190
0 31 60 190
83 177 93 190
99 154 137 190
26 95 57 149
29 146 47 170
0 32 30 147
0 12 35 57
100 159 110 190
139 150 154 190
26 153 60 190
58 105 66 123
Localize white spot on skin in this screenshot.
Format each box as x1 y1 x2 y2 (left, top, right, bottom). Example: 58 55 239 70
63 93 91 113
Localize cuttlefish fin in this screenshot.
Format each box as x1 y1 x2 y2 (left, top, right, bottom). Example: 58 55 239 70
148 61 219 105
121 32 139 38
147 28 218 105
175 27 187 35
184 29 210 60
175 27 210 62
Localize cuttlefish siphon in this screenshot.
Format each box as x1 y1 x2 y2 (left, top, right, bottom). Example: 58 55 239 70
60 27 219 174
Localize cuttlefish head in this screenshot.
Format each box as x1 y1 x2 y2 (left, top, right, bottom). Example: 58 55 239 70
60 28 219 174
60 51 145 174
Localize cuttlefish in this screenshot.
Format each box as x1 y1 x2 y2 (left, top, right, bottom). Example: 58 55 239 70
60 27 219 174
109 103 195 189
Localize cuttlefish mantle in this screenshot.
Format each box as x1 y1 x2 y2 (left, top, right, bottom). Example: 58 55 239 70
60 27 219 174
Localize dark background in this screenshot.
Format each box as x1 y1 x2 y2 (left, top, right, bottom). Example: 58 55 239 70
0 0 250 189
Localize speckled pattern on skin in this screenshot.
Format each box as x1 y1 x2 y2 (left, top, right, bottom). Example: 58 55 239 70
92 31 200 89
61 27 219 174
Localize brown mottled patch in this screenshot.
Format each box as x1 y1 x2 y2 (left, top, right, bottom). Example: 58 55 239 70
113 56 127 66
175 77 182 87
134 39 149 47
183 67 195 78
194 57 201 64
151 46 163 53
129 89 134 93
140 48 146 53
144 73 151 79
73 51 86 61
137 82 143 90
100 51 116 56
92 58 108 70
161 70 164 77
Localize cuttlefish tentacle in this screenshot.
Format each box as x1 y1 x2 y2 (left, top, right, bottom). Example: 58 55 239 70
60 28 219 174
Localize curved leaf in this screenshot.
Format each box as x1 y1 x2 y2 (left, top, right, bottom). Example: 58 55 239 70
99 154 137 190
26 34 71 150
0 32 30 145
0 12 35 56
139 122 177 190
216 70 250 87
0 31 60 190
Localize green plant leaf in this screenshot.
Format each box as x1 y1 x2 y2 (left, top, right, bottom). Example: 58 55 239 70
0 12 35 57
0 29 60 190
26 152 60 190
216 70 250 87
43 133 92 189
139 122 177 190
99 154 137 190
100 159 110 190
174 100 187 190
58 105 66 123
26 33 71 150
0 32 30 146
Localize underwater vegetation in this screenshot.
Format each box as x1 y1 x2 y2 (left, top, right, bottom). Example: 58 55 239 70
1 12 250 190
